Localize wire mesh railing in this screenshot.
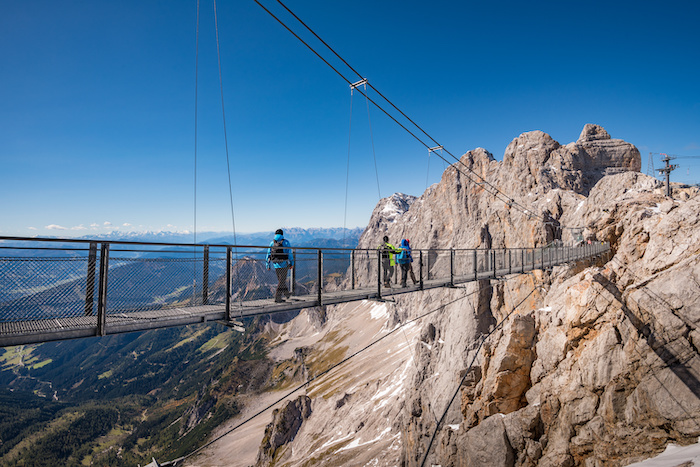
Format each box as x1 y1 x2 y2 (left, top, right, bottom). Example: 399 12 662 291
0 236 609 344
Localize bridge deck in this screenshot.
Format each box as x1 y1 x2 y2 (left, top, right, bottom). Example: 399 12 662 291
0 237 610 348
0 273 501 347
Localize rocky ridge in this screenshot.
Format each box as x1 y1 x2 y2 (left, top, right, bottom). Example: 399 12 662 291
200 124 699 466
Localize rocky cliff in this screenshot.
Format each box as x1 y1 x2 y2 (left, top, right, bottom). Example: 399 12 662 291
198 125 699 466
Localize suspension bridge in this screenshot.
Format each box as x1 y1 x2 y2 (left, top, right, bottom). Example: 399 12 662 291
0 235 609 348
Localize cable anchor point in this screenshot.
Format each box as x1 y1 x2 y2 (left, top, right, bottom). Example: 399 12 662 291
350 78 368 94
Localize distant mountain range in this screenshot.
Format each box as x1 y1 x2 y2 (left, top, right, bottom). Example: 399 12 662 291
75 227 364 248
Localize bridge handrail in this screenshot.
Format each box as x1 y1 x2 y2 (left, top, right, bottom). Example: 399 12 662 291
0 236 610 347
0 235 605 253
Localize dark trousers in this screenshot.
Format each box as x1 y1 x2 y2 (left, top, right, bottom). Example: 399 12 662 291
275 266 290 300
400 263 417 286
382 258 393 286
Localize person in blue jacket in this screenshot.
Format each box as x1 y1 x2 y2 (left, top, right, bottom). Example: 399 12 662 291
397 238 417 287
266 229 294 302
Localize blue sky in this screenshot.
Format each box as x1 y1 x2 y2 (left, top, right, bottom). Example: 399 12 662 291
2 0 699 238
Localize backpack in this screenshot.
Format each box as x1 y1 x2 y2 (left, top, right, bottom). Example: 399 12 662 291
271 239 288 262
380 243 391 259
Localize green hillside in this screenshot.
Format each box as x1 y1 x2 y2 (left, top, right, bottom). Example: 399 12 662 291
0 316 279 466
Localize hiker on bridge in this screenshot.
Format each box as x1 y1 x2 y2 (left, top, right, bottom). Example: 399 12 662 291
266 229 294 303
397 239 417 287
378 235 401 288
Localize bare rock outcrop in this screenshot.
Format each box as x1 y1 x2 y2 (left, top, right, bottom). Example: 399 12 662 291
247 124 697 467
396 133 698 466
255 395 312 466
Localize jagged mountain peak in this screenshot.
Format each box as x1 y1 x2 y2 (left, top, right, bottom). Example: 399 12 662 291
224 125 699 467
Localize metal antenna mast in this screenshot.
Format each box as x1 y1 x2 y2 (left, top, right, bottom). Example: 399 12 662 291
658 153 678 197
646 152 655 177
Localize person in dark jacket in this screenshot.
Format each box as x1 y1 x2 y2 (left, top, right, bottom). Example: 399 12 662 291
378 235 400 287
397 238 417 287
266 229 294 302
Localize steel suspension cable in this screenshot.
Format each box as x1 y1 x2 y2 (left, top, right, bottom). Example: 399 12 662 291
365 85 381 200
193 0 200 305
213 0 237 245
253 0 565 230
343 90 354 248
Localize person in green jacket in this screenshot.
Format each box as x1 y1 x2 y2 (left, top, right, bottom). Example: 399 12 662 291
378 235 401 287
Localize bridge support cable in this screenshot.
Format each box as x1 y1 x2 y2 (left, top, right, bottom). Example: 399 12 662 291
254 0 599 234
343 87 354 248
343 79 381 248
212 0 237 246
212 0 244 315
426 146 444 190
362 82 382 201
193 0 201 307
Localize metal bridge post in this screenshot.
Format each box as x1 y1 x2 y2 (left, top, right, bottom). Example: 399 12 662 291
292 250 297 295
225 247 232 321
84 242 97 316
317 250 323 306
377 250 382 300
427 251 431 281
508 249 512 275
96 243 110 337
202 245 209 305
492 249 497 279
450 249 455 287
351 250 355 290
473 249 477 281
419 250 424 290
521 249 525 273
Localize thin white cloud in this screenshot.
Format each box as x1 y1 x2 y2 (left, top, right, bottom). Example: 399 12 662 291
71 225 88 231
28 227 38 231
46 224 68 230
103 221 112 226
123 222 132 227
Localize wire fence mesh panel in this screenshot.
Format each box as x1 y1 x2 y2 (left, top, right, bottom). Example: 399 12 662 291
291 250 320 297
350 250 380 289
453 251 475 280
473 249 487 276
426 250 451 282
104 256 203 314
321 249 352 292
0 255 92 322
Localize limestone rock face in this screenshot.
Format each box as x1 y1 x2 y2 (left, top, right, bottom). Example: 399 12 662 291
255 395 312 466
246 124 697 467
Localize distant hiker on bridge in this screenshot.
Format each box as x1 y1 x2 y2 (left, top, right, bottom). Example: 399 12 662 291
397 239 417 287
378 236 401 288
266 229 294 303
